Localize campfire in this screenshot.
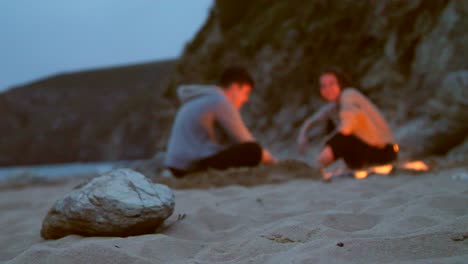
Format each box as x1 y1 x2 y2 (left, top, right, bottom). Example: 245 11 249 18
400 161 429 171
354 164 394 180
353 170 369 180
323 161 429 181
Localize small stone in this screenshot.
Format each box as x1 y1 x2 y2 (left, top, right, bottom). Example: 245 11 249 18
451 232 468 242
177 213 187 221
41 169 175 239
256 198 264 206
336 242 344 247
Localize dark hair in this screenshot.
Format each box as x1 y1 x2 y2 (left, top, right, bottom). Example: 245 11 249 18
218 66 255 89
319 67 352 89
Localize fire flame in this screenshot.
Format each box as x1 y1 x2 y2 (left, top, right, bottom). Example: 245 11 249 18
354 164 393 179
371 164 394 174
324 161 428 181
354 170 369 179
401 161 429 171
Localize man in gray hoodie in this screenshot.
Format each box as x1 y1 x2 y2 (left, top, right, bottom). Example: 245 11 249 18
165 67 277 177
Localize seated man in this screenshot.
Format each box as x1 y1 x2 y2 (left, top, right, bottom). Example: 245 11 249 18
297 69 398 170
165 67 277 177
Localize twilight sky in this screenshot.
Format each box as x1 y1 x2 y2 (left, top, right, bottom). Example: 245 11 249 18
0 0 213 91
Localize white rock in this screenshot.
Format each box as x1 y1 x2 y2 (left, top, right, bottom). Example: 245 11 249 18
41 169 174 239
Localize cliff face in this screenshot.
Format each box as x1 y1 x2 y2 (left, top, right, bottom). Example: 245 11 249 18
169 0 467 158
0 61 176 166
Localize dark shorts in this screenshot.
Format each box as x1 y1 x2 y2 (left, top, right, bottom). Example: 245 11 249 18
326 133 398 169
169 142 263 178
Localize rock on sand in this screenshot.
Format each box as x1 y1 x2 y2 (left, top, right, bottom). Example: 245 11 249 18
41 169 174 239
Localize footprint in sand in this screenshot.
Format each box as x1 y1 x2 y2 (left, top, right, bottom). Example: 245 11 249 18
380 196 408 208
428 196 468 217
262 223 321 243
323 213 380 232
262 233 296 243
395 215 438 231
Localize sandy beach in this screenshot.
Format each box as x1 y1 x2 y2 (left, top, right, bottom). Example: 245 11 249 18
1 165 467 263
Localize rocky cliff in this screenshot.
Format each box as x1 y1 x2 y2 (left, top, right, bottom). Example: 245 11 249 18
169 0 467 159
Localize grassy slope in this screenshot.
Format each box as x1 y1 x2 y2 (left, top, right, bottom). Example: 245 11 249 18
0 60 176 166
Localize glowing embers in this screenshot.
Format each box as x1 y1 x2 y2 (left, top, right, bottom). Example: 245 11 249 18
400 160 429 171
322 160 429 181
354 170 369 180
371 164 394 174
353 164 394 179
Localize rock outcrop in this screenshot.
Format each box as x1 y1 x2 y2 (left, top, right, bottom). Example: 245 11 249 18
41 169 175 239
397 70 468 158
169 0 468 158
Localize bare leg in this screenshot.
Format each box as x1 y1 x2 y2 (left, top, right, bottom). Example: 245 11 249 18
318 145 335 181
318 145 335 167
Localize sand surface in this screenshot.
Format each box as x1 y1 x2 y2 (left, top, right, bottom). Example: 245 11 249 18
1 167 468 264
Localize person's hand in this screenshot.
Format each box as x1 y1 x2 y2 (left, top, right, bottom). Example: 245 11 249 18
262 149 278 165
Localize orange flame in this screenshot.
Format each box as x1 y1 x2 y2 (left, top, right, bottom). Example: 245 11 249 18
323 161 428 181
354 170 369 179
401 161 429 171
371 164 393 175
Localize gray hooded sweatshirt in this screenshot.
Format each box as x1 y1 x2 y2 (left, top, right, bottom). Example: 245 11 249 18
165 85 255 170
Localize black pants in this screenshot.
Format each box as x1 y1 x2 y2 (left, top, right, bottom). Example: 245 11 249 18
326 133 398 169
169 142 263 177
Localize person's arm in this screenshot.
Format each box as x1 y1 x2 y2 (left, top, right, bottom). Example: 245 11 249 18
214 99 277 164
297 103 335 154
214 99 254 143
338 89 365 136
